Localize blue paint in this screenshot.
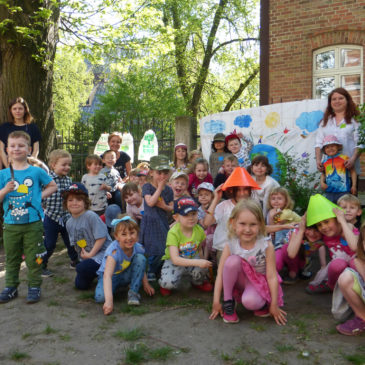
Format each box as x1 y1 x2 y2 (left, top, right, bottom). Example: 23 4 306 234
234 115 252 128
204 120 226 134
295 110 323 132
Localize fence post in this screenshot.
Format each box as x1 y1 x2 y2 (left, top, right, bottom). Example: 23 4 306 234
175 116 197 151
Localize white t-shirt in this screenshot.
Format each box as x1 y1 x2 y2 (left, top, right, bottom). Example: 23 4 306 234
212 199 235 251
251 175 279 217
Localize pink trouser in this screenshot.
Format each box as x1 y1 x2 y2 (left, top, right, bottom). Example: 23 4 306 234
223 255 266 311
327 257 356 290
275 244 305 274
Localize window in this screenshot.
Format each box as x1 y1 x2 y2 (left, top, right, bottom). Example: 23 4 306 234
313 45 363 104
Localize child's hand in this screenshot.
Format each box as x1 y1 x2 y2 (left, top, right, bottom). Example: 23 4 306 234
106 192 112 199
320 182 328 191
4 180 15 193
143 282 155 296
103 301 113 315
351 186 357 195
196 259 212 268
214 185 223 200
333 207 346 224
209 301 223 320
155 198 166 210
269 303 287 326
80 248 92 259
100 183 109 191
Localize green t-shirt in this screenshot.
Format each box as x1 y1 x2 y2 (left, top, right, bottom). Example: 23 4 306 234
162 223 206 260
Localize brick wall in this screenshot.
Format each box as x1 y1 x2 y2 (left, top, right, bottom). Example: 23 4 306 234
269 0 365 104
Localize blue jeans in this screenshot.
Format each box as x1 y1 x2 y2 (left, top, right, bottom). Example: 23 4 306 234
147 255 163 276
43 215 78 267
94 253 146 302
75 259 100 290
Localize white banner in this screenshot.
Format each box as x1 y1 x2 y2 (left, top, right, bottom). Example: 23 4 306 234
138 129 159 161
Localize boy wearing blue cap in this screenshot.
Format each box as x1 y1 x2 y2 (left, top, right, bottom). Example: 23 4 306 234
158 197 213 296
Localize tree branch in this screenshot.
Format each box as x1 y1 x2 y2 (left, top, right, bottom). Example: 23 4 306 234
211 37 258 57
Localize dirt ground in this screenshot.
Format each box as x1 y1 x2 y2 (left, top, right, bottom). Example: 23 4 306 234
0 243 364 365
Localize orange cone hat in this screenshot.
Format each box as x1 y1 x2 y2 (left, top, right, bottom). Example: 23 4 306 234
222 167 261 191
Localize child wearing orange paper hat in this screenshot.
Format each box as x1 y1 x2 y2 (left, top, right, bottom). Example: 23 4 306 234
305 194 358 294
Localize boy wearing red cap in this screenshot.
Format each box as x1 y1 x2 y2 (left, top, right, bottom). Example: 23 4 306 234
225 131 253 169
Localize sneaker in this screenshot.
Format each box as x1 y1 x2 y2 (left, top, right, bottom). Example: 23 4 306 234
223 299 239 323
336 316 365 336
159 287 172 296
193 281 213 292
147 273 156 282
282 275 298 285
127 290 141 306
70 259 79 269
41 268 54 277
254 304 270 317
305 280 331 294
0 287 18 303
26 287 41 304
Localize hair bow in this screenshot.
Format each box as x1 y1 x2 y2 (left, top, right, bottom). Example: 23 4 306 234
111 216 137 227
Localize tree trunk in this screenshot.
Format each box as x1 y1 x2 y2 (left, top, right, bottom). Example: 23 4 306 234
0 1 60 160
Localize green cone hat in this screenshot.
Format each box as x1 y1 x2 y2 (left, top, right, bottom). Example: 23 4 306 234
306 194 340 227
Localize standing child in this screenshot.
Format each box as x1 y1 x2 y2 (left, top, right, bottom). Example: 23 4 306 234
248 155 280 217
171 143 188 173
82 154 111 215
337 194 362 229
213 155 238 188
225 131 253 168
209 133 230 180
209 199 287 325
159 197 213 296
42 149 79 277
170 171 190 201
188 158 213 201
320 135 357 203
121 182 144 224
95 216 155 315
64 183 112 290
139 155 173 281
0 131 57 303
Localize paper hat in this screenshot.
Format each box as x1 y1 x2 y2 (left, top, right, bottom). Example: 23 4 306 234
221 167 261 191
322 135 342 153
306 194 340 226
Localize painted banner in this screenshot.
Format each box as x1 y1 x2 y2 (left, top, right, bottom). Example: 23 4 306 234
199 99 328 180
138 129 159 161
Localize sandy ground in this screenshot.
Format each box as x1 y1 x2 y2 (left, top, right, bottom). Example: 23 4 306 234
0 244 364 365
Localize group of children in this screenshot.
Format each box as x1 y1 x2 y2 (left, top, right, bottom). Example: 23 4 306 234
0 130 364 337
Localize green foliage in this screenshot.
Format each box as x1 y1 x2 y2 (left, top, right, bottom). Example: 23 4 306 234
279 152 320 215
356 103 365 151
113 328 145 341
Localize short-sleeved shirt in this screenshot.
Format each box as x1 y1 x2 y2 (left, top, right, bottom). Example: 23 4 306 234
0 122 41 151
323 153 350 193
100 166 120 192
114 152 131 179
0 165 52 224
209 152 231 179
162 223 206 260
213 199 235 251
323 227 358 258
81 173 108 212
66 210 112 264
97 241 145 276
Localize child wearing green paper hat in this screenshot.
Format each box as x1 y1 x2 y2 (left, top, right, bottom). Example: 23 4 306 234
305 194 358 294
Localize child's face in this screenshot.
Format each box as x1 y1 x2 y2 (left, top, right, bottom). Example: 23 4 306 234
304 227 322 242
190 153 202 163
129 175 139 184
270 193 286 210
223 160 236 175
10 103 25 120
324 143 340 156
316 218 341 237
125 191 142 206
115 227 138 251
227 138 241 154
171 177 188 198
198 189 213 207
195 163 208 180
252 162 267 178
103 152 116 168
233 209 260 246
338 200 361 224
67 195 86 217
7 137 31 161
175 147 187 161
151 170 170 184
87 162 102 175
175 211 198 229
138 175 147 186
53 157 72 176
235 187 251 201
214 141 225 151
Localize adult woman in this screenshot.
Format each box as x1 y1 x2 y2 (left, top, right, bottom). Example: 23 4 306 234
107 132 131 180
315 88 361 174
0 97 41 168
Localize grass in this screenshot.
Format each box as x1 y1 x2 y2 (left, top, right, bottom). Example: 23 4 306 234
274 343 295 353
149 346 174 361
249 321 266 332
118 304 149 316
292 319 309 336
59 334 71 341
113 328 145 341
21 333 32 340
10 350 30 361
220 352 257 365
76 292 95 301
124 344 175 364
47 300 60 307
53 276 70 284
44 324 58 335
343 353 365 365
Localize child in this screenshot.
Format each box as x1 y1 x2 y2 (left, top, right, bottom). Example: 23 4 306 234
188 158 213 200
64 183 112 290
121 182 144 223
305 194 358 293
203 167 261 263
248 155 280 217
225 131 253 168
128 168 140 185
0 131 57 303
82 154 110 215
337 194 362 229
137 169 149 189
209 199 287 325
170 171 189 201
209 133 230 180
335 223 365 335
159 197 213 296
139 155 173 281
94 216 155 314
320 135 356 203
42 149 79 277
171 143 188 173
213 155 238 188
186 149 203 174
